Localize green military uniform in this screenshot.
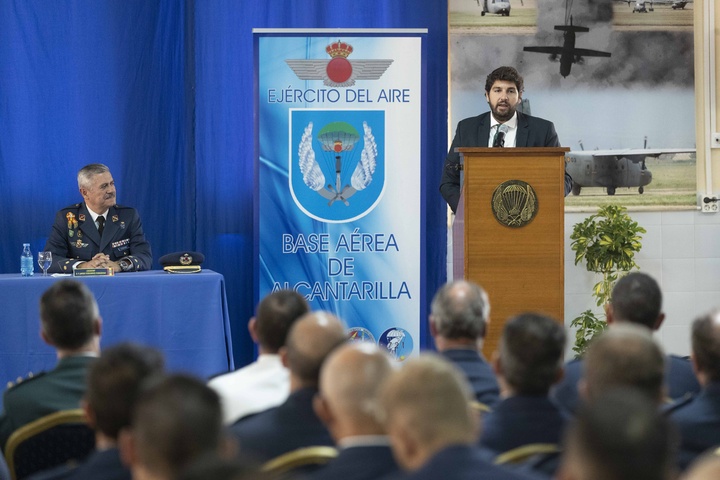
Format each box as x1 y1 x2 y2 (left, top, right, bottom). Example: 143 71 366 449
0 355 96 452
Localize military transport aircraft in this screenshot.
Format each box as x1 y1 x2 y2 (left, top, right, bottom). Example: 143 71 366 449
565 148 695 195
626 0 691 12
477 0 512 16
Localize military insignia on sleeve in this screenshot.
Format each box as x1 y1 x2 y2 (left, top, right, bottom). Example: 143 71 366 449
112 215 119 222
66 212 78 230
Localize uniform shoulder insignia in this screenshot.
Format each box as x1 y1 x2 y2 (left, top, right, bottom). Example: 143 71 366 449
6 371 45 390
61 203 82 211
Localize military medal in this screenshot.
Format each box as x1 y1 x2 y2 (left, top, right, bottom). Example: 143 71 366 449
76 239 83 248
66 212 78 230
68 230 74 237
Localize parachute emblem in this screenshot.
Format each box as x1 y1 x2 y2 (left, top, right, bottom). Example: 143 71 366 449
298 121 378 207
491 180 539 228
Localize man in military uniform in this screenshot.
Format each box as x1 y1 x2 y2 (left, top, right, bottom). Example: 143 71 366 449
44 163 152 273
0 280 102 451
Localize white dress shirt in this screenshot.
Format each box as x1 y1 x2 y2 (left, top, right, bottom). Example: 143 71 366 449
208 354 290 425
488 112 518 148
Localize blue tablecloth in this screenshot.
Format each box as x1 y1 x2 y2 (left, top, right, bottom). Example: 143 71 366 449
0 270 234 394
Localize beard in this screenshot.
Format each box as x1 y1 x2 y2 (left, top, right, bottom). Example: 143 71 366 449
489 100 517 123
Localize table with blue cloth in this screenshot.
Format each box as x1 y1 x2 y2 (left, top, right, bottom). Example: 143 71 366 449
0 270 234 405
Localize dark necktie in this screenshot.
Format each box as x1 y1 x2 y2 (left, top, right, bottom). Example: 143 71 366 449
493 124 507 148
97 215 105 236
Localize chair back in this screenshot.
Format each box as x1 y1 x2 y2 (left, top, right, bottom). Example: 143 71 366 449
261 446 338 475
4 409 95 480
494 443 561 465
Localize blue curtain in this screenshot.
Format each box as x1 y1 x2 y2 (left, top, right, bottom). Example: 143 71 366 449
0 0 447 370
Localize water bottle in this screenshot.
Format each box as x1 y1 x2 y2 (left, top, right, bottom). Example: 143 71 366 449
21 243 34 277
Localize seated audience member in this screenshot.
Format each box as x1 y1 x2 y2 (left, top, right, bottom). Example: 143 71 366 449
310 342 398 480
231 312 347 462
209 290 309 424
682 452 720 480
377 355 535 480
557 389 677 480
120 374 228 480
29 343 165 480
429 281 499 407
553 272 699 413
0 280 102 451
668 309 720 470
479 313 567 475
582 323 666 405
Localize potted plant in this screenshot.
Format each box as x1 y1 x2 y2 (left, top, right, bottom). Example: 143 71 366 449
569 205 646 357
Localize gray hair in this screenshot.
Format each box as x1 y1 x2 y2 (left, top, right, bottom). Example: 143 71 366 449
77 163 110 190
430 281 490 340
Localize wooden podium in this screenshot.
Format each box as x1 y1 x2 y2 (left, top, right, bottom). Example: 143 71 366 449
452 147 569 358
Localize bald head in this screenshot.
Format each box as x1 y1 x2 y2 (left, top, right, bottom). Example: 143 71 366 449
683 452 720 480
430 280 490 341
584 324 665 404
377 355 476 471
691 309 720 384
284 312 347 387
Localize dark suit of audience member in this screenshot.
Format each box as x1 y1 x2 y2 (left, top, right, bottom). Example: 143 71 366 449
668 310 720 471
429 281 499 408
232 312 347 463
558 389 677 480
28 343 165 480
440 66 571 213
479 314 567 478
311 343 399 480
0 280 102 452
552 272 699 413
378 355 532 480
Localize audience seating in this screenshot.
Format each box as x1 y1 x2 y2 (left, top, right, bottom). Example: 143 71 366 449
4 409 95 480
494 443 561 465
261 446 338 475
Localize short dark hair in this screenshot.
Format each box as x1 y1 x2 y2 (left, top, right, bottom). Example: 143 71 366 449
255 290 309 352
40 280 98 350
566 388 677 480
691 310 720 382
133 374 223 478
485 66 524 94
499 313 565 395
584 324 665 403
86 343 165 439
430 281 489 340
611 272 662 329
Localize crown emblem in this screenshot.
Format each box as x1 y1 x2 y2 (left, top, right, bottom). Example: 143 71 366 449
325 41 353 59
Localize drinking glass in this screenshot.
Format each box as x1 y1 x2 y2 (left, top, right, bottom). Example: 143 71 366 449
38 251 52 276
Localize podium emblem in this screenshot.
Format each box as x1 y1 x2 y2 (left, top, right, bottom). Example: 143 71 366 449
491 180 538 228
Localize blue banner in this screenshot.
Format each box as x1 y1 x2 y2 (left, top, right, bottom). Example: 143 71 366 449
256 32 424 361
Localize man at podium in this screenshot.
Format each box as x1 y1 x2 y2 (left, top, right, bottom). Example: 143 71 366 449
440 66 572 212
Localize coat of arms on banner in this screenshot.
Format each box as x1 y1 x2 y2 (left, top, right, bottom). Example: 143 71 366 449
290 109 385 223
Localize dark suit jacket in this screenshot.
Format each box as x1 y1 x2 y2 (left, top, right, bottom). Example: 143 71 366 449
231 387 333 462
440 111 570 212
310 443 398 480
668 382 720 470
28 448 129 480
0 356 96 452
441 349 499 408
479 395 567 455
44 202 152 273
552 354 700 414
399 444 536 480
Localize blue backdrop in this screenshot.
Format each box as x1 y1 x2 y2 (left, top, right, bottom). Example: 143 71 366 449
0 0 448 371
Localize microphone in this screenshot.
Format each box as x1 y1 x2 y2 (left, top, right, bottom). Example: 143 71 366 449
493 124 509 148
